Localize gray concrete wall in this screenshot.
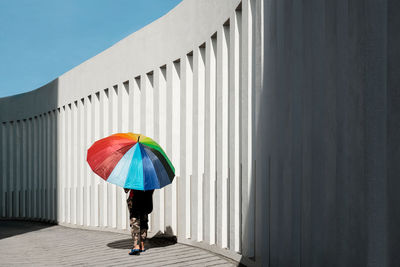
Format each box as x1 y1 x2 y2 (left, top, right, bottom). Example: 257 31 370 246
254 0 400 266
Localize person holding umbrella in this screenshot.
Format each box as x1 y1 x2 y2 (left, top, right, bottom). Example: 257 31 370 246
87 133 175 256
124 188 154 255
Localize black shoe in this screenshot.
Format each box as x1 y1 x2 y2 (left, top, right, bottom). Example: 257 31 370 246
129 249 140 255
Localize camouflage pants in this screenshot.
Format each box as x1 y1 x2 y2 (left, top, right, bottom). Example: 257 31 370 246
129 213 148 248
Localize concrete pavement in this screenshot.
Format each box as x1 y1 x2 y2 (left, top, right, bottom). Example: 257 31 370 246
0 220 239 267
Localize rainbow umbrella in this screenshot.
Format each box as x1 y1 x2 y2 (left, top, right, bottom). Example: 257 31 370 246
87 133 175 190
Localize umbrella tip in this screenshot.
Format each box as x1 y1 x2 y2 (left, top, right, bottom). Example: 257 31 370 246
137 136 140 142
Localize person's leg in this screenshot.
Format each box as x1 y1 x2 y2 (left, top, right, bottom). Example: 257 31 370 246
139 213 149 251
130 216 141 251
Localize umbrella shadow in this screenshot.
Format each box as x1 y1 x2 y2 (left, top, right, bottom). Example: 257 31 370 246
107 230 177 250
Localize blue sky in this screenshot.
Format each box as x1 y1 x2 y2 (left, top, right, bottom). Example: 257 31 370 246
0 0 182 98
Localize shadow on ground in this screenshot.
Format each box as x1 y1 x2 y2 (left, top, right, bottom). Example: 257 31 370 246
107 231 177 250
0 219 56 240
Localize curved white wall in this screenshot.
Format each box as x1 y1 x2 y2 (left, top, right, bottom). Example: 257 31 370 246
3 0 398 266
0 0 263 264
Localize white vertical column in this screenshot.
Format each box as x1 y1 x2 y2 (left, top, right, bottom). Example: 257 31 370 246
78 99 85 225
48 112 53 221
229 8 242 253
101 89 109 227
192 50 199 241
128 79 134 132
165 65 173 234
145 72 154 138
51 111 55 221
119 83 124 229
217 22 230 249
193 45 206 241
178 56 186 239
144 73 154 231
127 79 135 225
45 114 53 220
158 67 166 232
153 73 160 144
51 111 56 221
73 104 79 225
140 75 146 136
121 81 130 229
132 78 141 227
133 77 141 133
56 109 60 222
72 102 78 224
199 46 206 242
241 0 254 257
184 54 193 239
93 93 100 227
59 107 66 222
116 84 123 230
84 96 92 226
171 61 180 234
253 0 263 260
63 109 68 223
206 35 217 245
110 86 118 229
56 112 65 222
67 105 73 223
116 84 123 133
152 70 161 233
75 102 81 225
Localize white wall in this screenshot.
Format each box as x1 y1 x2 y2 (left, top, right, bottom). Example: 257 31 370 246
0 0 262 264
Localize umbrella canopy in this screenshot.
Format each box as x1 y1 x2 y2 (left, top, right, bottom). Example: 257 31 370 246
87 133 175 190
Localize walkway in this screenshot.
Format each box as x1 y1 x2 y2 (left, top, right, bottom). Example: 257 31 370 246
0 220 239 267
